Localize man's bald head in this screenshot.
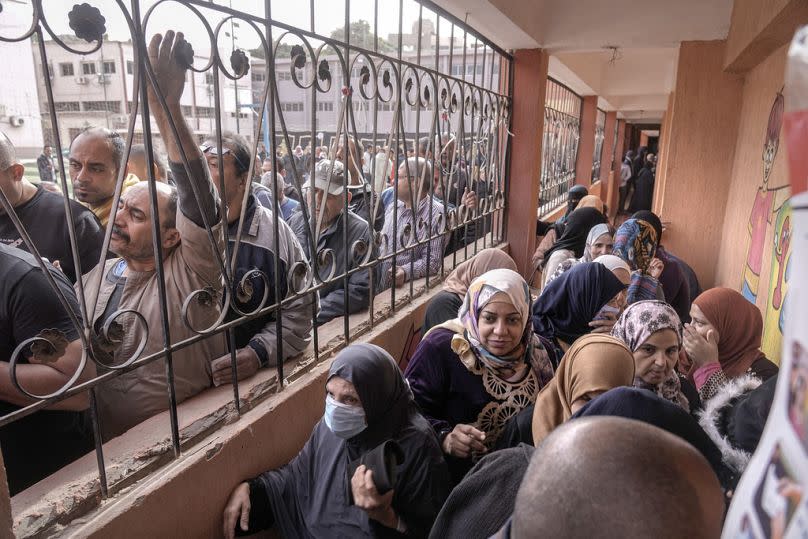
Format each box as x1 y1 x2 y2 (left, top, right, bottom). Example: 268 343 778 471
512 417 725 539
110 181 179 262
0 131 17 170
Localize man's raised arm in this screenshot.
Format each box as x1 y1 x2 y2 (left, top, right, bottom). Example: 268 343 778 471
146 30 218 227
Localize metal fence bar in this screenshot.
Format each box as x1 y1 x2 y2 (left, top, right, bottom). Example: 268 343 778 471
539 78 582 216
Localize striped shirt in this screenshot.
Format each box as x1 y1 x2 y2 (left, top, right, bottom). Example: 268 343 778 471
380 196 448 287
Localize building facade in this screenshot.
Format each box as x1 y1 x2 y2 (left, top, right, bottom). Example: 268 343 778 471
0 0 45 157
35 37 254 149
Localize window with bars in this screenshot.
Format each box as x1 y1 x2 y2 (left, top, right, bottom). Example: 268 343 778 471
591 108 607 184
52 101 80 112
539 79 582 216
59 62 74 76
81 62 96 75
83 101 121 112
102 61 116 74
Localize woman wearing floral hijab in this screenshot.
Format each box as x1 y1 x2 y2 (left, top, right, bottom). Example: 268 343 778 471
612 218 665 304
405 269 554 484
611 300 700 413
421 248 518 334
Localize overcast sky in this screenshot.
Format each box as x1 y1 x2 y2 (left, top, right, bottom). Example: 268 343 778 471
4 0 471 53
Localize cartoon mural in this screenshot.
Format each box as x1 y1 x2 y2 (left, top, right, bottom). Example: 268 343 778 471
741 91 793 364
742 92 789 303
762 202 792 361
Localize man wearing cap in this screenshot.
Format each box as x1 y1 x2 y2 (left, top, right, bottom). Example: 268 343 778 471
288 159 374 325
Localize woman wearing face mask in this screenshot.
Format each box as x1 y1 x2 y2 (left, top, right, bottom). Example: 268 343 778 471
611 300 700 413
222 344 450 539
405 269 555 485
682 287 779 402
532 262 628 364
543 223 614 287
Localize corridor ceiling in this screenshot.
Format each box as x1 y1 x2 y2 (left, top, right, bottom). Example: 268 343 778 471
432 0 735 122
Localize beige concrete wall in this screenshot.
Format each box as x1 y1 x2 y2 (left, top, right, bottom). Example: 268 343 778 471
713 45 789 288
654 41 744 288
714 44 791 362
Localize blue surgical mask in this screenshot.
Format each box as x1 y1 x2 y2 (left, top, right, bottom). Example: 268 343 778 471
324 394 367 439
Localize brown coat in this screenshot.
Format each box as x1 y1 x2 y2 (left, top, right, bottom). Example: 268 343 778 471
81 210 227 439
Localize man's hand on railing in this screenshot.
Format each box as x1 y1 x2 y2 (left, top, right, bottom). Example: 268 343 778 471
210 347 261 386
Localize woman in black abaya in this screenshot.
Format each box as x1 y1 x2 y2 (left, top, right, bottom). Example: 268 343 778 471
222 344 450 538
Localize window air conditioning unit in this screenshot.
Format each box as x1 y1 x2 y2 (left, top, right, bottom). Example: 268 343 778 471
9 116 25 127
98 74 111 84
75 76 88 85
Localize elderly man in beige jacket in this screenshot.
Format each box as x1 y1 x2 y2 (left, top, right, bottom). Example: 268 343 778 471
80 31 227 440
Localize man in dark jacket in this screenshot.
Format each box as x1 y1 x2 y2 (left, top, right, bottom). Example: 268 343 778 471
202 132 315 386
289 159 375 325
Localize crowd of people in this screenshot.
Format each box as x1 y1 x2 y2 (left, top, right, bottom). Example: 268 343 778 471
218 180 781 536
0 29 785 539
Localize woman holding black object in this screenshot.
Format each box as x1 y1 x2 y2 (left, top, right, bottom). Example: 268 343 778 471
222 344 450 538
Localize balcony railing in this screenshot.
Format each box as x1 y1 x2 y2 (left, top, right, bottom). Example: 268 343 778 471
539 78 581 216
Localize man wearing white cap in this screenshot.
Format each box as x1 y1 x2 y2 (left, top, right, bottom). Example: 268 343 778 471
288 159 375 325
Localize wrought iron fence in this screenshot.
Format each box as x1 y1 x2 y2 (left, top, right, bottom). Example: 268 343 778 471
590 108 606 184
538 78 581 216
0 0 511 526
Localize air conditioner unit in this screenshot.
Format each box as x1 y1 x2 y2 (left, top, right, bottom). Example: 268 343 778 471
98 74 111 84
9 116 25 127
75 76 88 85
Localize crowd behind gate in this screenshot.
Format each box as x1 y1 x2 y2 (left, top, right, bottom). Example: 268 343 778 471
0 28 792 539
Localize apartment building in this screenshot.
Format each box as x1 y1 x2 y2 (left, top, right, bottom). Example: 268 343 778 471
35 37 254 149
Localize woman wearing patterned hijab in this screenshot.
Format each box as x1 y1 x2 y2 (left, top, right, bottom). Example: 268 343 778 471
611 300 700 413
612 218 665 304
540 207 608 291
543 223 616 287
405 269 554 484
